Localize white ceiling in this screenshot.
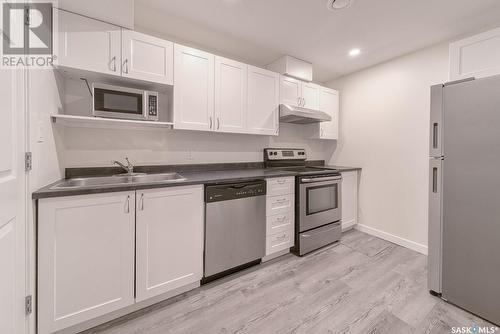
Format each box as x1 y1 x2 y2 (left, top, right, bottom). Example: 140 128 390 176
135 0 500 83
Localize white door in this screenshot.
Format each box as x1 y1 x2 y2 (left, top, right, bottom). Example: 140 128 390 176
319 87 339 139
0 68 27 334
214 56 247 133
302 82 320 110
247 66 280 135
136 186 204 302
56 9 121 75
173 44 215 131
121 30 173 84
38 192 135 334
280 75 301 107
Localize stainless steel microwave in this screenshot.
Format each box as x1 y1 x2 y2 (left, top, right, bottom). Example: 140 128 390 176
92 83 159 121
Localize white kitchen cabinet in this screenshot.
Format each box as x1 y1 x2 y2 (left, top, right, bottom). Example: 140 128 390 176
173 44 215 131
280 76 302 107
56 9 121 76
302 82 320 110
264 177 295 259
279 75 320 110
247 65 280 135
121 30 173 84
341 171 359 230
38 192 135 334
215 56 248 133
450 27 500 81
306 87 339 140
135 186 204 302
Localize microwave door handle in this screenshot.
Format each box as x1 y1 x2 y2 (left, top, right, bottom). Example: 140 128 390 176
301 176 342 183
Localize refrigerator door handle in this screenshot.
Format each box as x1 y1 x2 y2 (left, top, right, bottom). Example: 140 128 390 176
432 123 439 150
432 167 438 193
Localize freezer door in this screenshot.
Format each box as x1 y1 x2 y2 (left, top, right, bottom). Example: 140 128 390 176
442 75 500 325
429 84 444 158
428 158 443 294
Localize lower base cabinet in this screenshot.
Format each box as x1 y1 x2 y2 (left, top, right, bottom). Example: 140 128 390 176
341 171 359 230
37 185 204 334
135 186 203 302
38 192 136 334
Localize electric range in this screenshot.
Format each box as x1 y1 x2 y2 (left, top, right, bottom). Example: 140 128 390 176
264 148 342 256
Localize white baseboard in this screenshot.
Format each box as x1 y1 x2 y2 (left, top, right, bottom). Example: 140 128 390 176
355 224 428 255
342 220 357 231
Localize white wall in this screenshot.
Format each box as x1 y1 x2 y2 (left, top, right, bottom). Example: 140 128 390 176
327 43 450 250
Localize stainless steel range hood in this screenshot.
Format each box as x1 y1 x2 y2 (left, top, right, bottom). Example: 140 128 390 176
279 104 331 124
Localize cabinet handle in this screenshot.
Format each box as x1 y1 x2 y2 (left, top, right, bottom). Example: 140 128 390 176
302 98 306 106
277 179 286 184
277 216 286 222
321 129 324 137
125 195 130 213
275 198 287 203
139 193 144 211
217 117 220 130
123 59 129 74
110 56 116 72
297 97 301 106
209 116 213 129
276 234 287 241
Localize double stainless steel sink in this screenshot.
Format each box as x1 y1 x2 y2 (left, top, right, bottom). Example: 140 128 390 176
51 172 186 189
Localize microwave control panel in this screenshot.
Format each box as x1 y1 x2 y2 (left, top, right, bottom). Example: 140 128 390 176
148 94 158 119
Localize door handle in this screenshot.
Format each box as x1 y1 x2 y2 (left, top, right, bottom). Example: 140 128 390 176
123 59 129 74
432 123 439 149
125 195 130 213
432 167 438 193
110 56 116 72
139 193 144 211
301 176 342 183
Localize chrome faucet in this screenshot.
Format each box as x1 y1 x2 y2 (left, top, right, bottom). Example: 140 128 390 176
112 157 134 175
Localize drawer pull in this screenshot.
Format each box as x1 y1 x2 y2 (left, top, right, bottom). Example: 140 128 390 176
275 198 287 203
277 179 286 184
276 216 287 222
276 234 287 241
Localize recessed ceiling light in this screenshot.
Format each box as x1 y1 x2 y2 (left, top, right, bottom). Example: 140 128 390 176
327 0 354 11
349 48 361 57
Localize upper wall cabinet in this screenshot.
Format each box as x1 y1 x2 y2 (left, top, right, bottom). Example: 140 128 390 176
279 75 320 110
56 9 121 75
450 28 500 81
247 66 280 136
55 9 174 85
215 56 248 134
173 46 279 136
305 86 339 140
122 30 174 85
173 44 215 131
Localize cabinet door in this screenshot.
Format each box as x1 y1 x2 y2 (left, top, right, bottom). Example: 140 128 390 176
38 192 135 334
174 44 215 131
280 75 302 107
215 56 247 133
121 30 173 84
341 171 358 230
56 9 121 75
247 66 280 135
319 87 339 140
302 82 320 110
136 186 204 302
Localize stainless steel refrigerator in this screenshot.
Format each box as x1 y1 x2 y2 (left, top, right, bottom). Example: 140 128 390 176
428 75 500 325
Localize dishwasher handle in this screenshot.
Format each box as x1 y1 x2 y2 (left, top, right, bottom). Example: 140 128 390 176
206 180 267 203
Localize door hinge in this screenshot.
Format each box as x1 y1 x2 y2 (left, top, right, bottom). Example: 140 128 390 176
25 295 32 315
25 152 32 171
24 7 30 26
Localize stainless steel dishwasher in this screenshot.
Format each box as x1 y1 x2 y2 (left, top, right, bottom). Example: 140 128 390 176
204 180 266 281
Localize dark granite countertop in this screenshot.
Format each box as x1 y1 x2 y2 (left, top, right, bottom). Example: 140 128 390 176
32 163 361 200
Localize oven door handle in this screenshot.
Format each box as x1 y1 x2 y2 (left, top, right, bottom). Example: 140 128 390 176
301 176 342 183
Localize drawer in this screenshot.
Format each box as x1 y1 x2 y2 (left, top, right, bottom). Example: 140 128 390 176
266 212 294 236
267 177 295 196
298 223 341 256
266 194 294 216
266 229 294 256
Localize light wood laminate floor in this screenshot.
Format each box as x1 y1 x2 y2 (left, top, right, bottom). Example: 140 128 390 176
84 230 494 334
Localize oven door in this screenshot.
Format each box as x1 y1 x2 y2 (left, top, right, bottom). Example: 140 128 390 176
93 84 147 120
299 175 342 232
